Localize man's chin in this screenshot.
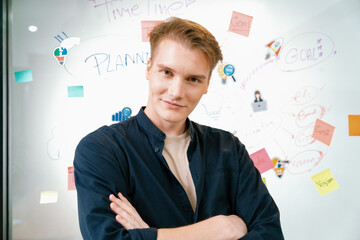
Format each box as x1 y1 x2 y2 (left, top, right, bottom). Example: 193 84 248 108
161 115 186 124
159 110 188 123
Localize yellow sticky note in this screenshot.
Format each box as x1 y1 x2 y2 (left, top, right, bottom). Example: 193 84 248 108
262 177 267 186
40 191 58 204
311 169 339 196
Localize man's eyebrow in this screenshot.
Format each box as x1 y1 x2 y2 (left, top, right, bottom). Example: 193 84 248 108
156 64 207 80
156 64 175 72
188 73 207 80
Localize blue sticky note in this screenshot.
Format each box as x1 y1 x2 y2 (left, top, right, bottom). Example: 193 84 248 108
14 70 33 83
67 86 84 98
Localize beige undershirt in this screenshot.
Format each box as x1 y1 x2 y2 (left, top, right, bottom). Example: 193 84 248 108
162 131 197 212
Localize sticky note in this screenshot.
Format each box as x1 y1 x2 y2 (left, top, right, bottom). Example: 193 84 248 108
40 191 58 204
262 177 266 186
311 169 339 196
14 70 33 83
312 119 335 146
228 11 253 37
249 148 274 174
348 115 360 136
68 167 76 191
67 86 84 98
141 21 163 42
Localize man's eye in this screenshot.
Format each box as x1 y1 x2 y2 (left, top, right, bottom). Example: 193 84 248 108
162 70 171 76
189 77 199 83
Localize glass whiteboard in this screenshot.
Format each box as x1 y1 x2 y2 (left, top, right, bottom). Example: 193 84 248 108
9 0 360 239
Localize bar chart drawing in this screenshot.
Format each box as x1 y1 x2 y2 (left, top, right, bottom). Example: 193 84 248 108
112 107 132 122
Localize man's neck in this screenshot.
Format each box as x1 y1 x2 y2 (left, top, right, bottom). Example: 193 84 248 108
144 107 187 136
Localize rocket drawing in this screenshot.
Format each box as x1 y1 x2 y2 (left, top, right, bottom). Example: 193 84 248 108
265 38 283 59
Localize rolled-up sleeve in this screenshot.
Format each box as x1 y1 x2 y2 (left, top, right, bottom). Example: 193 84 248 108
74 133 158 240
234 139 284 240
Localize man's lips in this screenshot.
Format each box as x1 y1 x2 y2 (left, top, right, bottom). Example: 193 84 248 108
162 99 185 108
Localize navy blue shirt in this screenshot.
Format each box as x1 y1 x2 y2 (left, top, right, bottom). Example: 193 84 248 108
74 107 284 240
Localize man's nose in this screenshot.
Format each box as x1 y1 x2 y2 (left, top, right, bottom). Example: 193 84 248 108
168 77 185 98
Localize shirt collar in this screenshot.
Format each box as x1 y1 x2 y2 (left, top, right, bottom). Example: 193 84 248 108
136 107 195 141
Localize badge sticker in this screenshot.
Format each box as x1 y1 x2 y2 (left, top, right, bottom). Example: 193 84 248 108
218 62 236 84
251 90 268 112
218 63 228 84
53 37 80 66
272 157 290 178
223 64 236 82
112 107 132 122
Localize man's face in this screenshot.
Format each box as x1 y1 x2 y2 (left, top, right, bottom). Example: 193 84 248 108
145 38 211 127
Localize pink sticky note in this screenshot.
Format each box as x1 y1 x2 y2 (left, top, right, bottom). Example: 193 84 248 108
228 11 253 37
249 148 274 174
312 119 335 146
68 166 76 191
141 21 163 42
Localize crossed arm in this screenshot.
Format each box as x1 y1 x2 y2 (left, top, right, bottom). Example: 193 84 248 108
109 192 248 240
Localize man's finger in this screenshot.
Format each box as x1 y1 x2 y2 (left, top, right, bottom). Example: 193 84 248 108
118 192 136 211
115 193 147 227
109 193 149 229
110 194 137 218
110 202 141 228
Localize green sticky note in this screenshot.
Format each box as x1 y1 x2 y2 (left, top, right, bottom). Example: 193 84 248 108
67 86 84 98
14 70 33 83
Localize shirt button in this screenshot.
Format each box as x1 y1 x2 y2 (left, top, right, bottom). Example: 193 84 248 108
154 147 159 152
183 206 191 212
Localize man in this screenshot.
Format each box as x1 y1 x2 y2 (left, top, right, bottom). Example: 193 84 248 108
74 17 284 240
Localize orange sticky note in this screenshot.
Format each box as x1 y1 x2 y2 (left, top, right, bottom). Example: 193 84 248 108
141 21 163 42
249 148 274 174
228 11 253 37
312 119 335 146
348 115 360 136
68 166 76 191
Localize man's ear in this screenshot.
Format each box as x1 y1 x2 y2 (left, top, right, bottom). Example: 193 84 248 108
146 58 152 80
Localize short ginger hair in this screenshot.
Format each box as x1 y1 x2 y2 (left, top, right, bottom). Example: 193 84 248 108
149 17 223 73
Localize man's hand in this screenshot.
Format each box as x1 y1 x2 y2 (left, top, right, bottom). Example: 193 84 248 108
218 215 248 240
109 193 149 230
109 193 247 240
